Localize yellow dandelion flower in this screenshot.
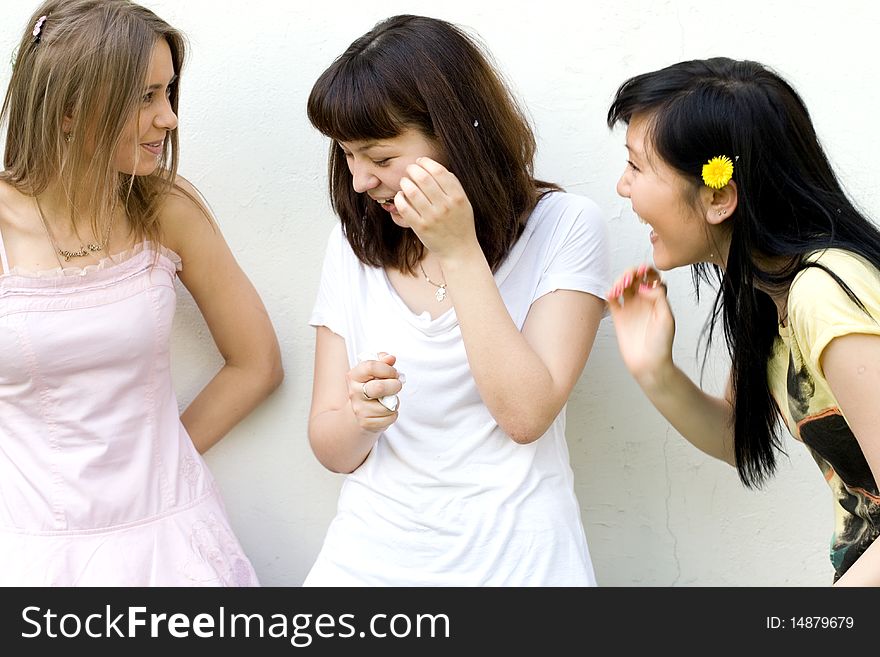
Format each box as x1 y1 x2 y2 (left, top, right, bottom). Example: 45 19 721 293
701 155 734 189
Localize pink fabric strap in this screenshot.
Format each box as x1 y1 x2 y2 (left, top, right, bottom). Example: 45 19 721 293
0 224 9 274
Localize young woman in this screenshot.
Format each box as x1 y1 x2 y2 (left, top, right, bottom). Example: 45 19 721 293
607 57 880 585
0 0 282 585
304 15 609 586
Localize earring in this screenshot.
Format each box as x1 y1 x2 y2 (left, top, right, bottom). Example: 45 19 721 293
64 133 72 143
717 209 725 216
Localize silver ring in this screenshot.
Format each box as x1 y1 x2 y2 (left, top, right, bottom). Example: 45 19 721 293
362 381 375 401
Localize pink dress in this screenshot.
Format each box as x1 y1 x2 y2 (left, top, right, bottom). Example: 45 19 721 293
0 236 258 586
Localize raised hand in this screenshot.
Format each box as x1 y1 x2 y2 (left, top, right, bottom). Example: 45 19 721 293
394 157 479 261
607 264 676 382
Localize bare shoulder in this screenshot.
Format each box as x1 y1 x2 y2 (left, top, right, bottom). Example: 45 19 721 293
157 174 218 257
0 178 32 230
0 177 24 210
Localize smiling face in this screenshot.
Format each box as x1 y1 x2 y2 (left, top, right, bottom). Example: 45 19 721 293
338 127 444 228
616 114 724 270
113 38 178 176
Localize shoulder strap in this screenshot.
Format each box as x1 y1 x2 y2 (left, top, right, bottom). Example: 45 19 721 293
0 222 9 274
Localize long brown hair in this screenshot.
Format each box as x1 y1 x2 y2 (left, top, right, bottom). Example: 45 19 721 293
308 14 556 273
1 0 186 244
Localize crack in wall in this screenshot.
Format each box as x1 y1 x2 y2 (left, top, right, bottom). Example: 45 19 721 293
663 425 682 585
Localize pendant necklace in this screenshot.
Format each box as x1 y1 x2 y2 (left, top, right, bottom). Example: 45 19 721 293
418 261 448 302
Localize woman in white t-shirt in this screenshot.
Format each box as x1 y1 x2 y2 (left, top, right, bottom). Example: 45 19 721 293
303 14 610 586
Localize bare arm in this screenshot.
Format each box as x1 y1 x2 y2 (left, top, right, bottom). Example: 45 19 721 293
442 250 604 443
308 327 402 473
822 333 880 586
163 179 283 453
395 158 604 444
636 359 736 465
608 266 736 465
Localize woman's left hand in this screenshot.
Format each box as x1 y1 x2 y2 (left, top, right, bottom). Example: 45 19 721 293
394 157 479 261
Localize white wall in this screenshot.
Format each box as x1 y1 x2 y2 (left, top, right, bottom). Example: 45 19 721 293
4 0 877 586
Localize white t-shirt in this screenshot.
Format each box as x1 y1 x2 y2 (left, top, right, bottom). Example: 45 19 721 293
305 191 610 586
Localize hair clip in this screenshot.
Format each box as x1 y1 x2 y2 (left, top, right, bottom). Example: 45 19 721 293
32 14 48 43
701 155 734 189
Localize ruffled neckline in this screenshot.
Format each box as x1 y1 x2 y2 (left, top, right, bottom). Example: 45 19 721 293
2 241 181 279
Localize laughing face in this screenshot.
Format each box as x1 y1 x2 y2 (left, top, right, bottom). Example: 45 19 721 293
616 114 723 270
338 127 444 228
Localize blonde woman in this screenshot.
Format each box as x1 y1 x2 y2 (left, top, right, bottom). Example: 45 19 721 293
0 0 282 585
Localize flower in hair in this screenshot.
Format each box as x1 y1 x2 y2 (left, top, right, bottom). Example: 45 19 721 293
701 155 734 189
32 15 48 42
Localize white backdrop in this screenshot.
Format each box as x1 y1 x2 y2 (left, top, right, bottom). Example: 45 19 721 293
3 0 877 586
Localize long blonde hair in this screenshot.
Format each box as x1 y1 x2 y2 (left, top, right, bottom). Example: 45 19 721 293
1 0 186 244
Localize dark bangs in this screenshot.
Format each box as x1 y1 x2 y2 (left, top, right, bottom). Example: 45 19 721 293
608 66 738 189
309 68 405 143
307 30 431 142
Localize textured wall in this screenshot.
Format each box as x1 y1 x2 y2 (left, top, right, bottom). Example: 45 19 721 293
3 0 876 586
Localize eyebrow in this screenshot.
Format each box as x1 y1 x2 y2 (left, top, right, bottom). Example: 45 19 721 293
145 74 178 91
624 143 644 159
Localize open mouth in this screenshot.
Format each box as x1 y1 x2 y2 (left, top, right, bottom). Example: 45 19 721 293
373 197 398 213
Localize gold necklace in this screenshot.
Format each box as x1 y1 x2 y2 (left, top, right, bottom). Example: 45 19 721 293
418 261 448 302
36 198 114 262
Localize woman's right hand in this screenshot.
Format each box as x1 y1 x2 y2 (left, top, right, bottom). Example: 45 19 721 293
607 264 676 383
347 353 402 433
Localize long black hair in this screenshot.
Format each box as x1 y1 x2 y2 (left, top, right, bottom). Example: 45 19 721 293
608 57 880 487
